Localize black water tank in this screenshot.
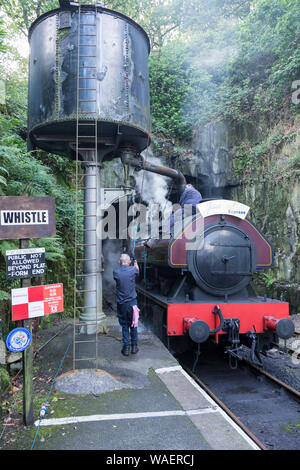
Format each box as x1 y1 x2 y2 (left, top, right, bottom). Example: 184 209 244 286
28 5 151 159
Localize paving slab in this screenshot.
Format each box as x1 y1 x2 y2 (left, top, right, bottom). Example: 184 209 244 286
31 316 259 451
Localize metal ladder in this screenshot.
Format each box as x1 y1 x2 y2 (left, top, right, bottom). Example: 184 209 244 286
73 2 100 370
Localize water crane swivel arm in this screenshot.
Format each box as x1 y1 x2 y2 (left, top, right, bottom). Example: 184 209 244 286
119 146 186 194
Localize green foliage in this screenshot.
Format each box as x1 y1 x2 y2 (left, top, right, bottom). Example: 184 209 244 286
0 17 6 52
0 367 10 396
147 0 300 139
0 0 58 36
0 290 10 301
262 272 275 288
149 44 193 139
0 109 76 321
233 127 299 183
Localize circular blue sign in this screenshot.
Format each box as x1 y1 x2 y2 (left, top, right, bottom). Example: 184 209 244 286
6 328 31 353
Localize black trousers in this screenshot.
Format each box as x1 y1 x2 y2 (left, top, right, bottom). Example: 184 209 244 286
117 302 138 346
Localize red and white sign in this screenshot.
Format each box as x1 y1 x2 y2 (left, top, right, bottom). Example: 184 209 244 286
11 284 63 321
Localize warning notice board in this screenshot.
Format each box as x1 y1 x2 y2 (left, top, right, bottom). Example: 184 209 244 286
11 284 63 321
6 248 46 280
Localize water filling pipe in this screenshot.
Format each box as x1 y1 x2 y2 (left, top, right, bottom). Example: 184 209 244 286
119 145 187 195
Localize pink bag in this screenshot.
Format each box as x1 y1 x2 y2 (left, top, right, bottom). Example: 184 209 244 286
131 305 140 327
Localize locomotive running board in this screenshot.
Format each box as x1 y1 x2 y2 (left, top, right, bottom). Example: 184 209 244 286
136 284 169 308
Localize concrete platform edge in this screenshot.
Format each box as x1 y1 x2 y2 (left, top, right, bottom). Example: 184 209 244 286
154 365 261 451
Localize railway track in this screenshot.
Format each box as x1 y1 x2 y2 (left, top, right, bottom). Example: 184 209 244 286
280 330 300 362
181 364 267 450
178 341 300 450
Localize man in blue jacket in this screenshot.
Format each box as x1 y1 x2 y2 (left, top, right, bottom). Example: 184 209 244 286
113 253 140 356
170 184 202 230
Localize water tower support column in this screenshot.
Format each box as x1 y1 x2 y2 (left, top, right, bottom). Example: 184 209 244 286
79 151 106 335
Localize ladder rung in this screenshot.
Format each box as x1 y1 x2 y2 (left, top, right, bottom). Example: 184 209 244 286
77 136 96 138
74 309 97 312
76 258 97 261
78 88 97 90
78 175 97 178
80 25 96 27
77 167 97 171
78 76 96 79
79 44 97 47
81 187 97 190
76 243 96 246
79 99 97 102
77 289 96 293
80 34 97 37
74 357 97 362
77 214 97 217
82 200 97 203
74 339 97 344
77 148 97 150
77 123 96 126
76 273 97 277
77 229 96 233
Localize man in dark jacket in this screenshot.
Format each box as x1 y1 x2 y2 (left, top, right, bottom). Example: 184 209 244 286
113 253 139 356
170 184 202 230
179 184 202 207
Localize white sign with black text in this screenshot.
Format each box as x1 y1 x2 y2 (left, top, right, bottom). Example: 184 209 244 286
6 248 46 280
1 210 49 226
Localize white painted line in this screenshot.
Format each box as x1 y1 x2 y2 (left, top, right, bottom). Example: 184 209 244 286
155 365 182 374
35 408 218 427
175 367 260 451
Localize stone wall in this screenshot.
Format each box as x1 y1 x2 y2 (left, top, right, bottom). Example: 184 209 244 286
179 119 300 314
100 119 299 314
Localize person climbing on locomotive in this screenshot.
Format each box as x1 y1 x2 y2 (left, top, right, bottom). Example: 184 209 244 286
113 253 140 356
170 183 202 230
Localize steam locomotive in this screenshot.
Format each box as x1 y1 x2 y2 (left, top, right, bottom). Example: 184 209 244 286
132 194 295 369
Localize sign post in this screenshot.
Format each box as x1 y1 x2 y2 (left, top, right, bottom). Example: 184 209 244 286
0 196 56 426
20 239 34 426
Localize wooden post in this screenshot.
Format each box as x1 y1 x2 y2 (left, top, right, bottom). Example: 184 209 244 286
20 239 34 426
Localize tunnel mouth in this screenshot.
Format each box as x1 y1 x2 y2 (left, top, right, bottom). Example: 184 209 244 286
187 222 257 296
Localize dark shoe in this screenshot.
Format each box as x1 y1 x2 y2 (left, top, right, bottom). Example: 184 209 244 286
121 345 130 356
131 344 139 354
